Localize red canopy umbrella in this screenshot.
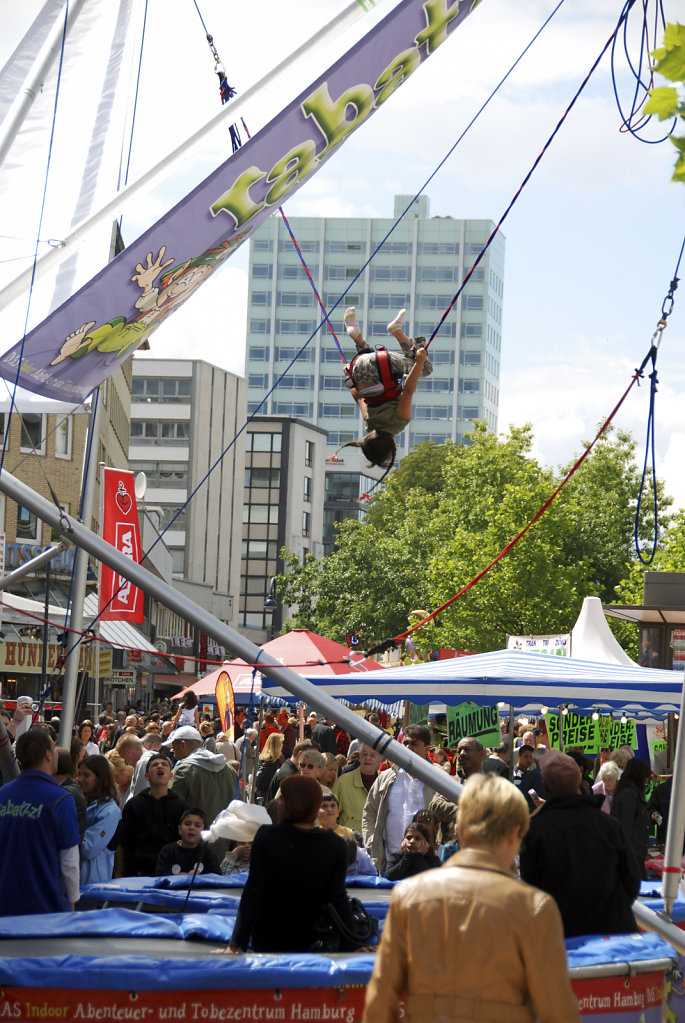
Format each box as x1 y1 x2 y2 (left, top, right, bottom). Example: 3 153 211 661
170 629 382 701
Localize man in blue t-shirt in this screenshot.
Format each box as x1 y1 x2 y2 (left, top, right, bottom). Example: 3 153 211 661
0 728 80 916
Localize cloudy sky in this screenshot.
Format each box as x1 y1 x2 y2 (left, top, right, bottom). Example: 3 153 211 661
2 0 684 513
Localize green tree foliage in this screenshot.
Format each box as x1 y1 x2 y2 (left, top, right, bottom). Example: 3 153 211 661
277 424 671 653
645 23 685 183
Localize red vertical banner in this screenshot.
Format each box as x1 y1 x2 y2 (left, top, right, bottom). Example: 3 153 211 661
215 670 236 741
99 467 144 622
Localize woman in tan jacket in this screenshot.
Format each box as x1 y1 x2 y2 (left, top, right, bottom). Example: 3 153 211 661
363 773 579 1023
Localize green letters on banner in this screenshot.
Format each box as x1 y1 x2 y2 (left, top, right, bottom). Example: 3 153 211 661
408 702 430 726
447 703 500 748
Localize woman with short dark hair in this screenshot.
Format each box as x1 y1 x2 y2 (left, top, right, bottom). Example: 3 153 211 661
229 775 356 953
611 757 651 877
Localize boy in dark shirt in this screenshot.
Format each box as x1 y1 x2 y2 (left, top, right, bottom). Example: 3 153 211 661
155 807 221 876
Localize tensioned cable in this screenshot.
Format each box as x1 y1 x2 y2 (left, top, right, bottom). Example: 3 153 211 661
633 235 684 565
365 342 660 658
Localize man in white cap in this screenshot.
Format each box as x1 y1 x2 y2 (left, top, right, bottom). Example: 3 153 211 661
169 725 238 856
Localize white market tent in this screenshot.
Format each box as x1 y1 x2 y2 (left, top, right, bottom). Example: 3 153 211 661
260 648 684 719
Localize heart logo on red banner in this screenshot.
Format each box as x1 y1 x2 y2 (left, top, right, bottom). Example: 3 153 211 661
115 484 132 515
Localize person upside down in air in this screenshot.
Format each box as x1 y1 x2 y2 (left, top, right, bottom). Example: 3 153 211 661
341 307 432 470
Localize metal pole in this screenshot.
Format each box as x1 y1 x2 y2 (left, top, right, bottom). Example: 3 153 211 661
40 560 50 695
663 672 685 915
0 467 464 803
0 0 90 170
0 717 19 785
558 706 564 751
0 0 378 312
58 397 102 748
0 542 66 591
633 900 685 956
508 705 515 781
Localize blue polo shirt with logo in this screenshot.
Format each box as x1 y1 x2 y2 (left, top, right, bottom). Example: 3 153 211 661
0 769 79 916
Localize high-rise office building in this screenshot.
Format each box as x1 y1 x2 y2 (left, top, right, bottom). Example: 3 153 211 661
245 195 504 451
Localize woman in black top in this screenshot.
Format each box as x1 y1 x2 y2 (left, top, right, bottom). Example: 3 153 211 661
230 775 354 952
611 757 651 878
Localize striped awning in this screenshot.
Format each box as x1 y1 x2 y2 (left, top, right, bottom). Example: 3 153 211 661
258 648 685 718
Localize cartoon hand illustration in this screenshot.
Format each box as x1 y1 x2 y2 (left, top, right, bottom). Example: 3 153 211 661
50 321 96 365
131 247 174 294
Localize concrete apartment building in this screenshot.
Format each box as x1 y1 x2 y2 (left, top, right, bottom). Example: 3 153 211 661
241 416 326 644
129 359 246 639
244 194 505 550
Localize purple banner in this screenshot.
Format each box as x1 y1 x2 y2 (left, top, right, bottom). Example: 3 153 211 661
0 0 480 401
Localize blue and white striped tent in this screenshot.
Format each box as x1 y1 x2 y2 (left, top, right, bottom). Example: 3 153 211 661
259 648 685 719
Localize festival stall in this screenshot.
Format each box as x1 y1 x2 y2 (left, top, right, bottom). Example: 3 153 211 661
254 647 683 718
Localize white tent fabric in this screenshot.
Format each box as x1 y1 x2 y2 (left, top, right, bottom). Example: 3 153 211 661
571 596 636 665
258 648 685 718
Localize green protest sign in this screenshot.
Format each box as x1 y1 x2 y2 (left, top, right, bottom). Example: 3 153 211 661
545 712 599 751
408 702 430 727
597 717 637 751
447 703 500 748
652 740 668 753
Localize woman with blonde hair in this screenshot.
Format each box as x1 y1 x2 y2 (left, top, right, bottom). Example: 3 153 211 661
105 749 134 806
255 731 285 801
364 773 579 1023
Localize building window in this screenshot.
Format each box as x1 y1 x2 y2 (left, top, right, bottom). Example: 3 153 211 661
241 538 278 560
20 413 45 454
464 295 483 310
130 421 190 443
272 402 313 417
54 416 72 459
277 291 314 307
304 441 314 467
249 374 270 389
252 264 273 278
171 549 186 574
430 350 456 365
418 242 459 255
242 504 279 525
132 378 191 402
302 511 311 537
249 318 271 333
304 476 312 502
460 350 482 366
414 405 452 420
248 347 270 361
279 264 309 279
245 467 280 488
461 324 483 338
16 505 38 541
275 319 317 335
279 238 319 253
251 291 271 306
318 403 356 418
247 432 282 453
279 374 314 390
275 346 313 362
417 266 458 282
457 405 479 420
370 266 412 282
253 238 273 251
458 379 480 393
368 294 410 309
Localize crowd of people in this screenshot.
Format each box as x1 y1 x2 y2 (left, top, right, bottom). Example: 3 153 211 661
0 696 672 1019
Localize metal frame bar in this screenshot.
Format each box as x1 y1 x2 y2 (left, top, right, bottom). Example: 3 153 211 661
0 465 464 802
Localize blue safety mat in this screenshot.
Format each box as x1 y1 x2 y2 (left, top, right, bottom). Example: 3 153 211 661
640 879 685 900
565 932 676 968
0 949 379 991
0 908 237 942
80 873 390 903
